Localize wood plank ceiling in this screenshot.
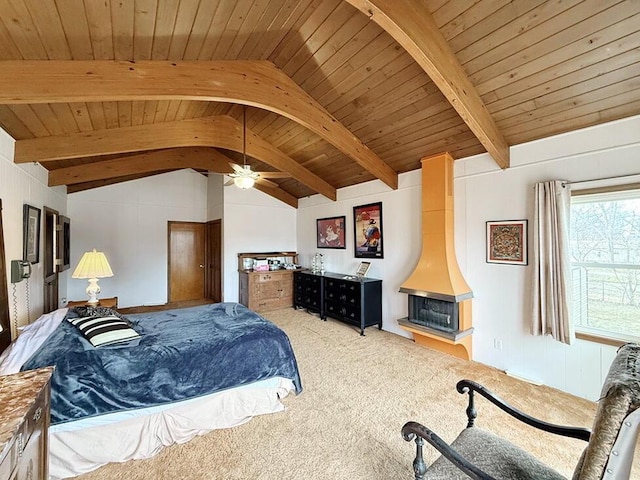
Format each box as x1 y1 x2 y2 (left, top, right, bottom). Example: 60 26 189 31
0 0 638 206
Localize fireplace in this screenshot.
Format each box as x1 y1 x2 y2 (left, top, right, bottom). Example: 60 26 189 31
408 296 458 333
397 153 474 360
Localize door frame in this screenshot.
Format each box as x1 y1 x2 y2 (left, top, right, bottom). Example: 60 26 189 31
205 219 222 302
42 206 59 313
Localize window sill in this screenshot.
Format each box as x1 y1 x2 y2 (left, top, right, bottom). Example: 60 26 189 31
576 331 632 347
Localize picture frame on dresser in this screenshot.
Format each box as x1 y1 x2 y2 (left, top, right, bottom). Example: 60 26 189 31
353 202 383 259
355 261 371 277
316 216 346 249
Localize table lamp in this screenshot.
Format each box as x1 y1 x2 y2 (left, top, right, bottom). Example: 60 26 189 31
72 249 113 305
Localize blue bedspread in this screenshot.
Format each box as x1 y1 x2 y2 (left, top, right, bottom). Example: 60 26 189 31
22 303 302 425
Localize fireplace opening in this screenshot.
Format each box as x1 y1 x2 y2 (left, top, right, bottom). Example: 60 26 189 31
408 295 459 333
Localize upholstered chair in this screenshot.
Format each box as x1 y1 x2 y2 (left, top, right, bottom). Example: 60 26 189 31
402 343 640 479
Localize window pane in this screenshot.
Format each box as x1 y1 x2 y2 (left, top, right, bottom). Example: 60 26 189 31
570 192 640 339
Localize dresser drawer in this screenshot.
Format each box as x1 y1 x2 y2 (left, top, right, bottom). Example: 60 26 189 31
23 388 47 445
324 289 359 305
324 300 360 322
324 278 360 294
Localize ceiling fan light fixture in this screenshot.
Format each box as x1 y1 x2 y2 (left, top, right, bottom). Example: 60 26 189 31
233 176 255 189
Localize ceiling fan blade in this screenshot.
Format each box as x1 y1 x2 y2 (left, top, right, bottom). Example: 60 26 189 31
256 177 279 189
229 162 246 174
256 171 291 179
224 178 235 186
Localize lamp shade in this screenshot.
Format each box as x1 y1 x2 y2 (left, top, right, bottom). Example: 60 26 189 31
72 249 113 279
233 176 255 189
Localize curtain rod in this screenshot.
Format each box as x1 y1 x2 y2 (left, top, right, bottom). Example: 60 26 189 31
563 172 640 186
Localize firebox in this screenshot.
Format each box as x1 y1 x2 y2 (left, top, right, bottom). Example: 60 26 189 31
408 296 458 333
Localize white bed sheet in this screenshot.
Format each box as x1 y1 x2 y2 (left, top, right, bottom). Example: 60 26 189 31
49 377 295 479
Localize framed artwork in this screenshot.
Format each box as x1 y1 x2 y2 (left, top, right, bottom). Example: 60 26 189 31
316 216 346 249
354 202 383 259
486 220 528 265
23 204 41 264
355 261 371 277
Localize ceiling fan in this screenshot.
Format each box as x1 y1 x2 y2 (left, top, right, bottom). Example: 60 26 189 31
225 107 290 190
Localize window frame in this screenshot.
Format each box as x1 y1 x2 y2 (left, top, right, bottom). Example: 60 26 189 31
570 182 640 346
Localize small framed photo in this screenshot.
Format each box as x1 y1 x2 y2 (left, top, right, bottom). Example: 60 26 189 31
316 216 346 249
354 202 383 258
23 204 41 264
486 220 528 265
355 261 371 277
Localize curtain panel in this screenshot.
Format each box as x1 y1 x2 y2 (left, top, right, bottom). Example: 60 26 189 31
532 180 574 345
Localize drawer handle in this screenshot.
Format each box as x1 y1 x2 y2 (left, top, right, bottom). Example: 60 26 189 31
33 407 42 422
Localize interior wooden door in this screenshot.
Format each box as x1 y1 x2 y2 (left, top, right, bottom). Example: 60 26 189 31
168 222 205 302
0 199 12 351
42 207 58 313
206 219 222 303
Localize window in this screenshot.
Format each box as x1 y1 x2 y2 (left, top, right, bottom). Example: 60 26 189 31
570 187 640 342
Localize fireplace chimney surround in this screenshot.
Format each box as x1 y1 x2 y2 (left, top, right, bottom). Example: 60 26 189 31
398 153 474 360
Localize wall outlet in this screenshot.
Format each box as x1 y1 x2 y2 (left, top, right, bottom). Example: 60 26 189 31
493 338 503 350
61 297 67 304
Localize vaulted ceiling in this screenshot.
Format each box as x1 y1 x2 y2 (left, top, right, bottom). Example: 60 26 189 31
0 0 638 207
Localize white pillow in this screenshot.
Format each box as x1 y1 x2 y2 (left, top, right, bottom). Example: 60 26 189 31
0 308 69 375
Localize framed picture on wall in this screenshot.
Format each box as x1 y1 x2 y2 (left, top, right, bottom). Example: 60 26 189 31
353 202 383 259
23 204 41 264
316 216 346 249
486 219 528 265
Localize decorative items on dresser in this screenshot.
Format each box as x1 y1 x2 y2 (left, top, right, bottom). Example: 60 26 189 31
0 367 53 480
294 271 382 335
238 252 301 313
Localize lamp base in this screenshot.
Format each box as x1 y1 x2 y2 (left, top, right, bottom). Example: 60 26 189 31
86 278 101 305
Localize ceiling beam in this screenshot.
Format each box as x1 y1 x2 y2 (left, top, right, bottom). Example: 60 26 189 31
253 183 298 209
0 59 397 189
18 116 336 201
49 148 231 186
345 0 510 169
56 147 298 207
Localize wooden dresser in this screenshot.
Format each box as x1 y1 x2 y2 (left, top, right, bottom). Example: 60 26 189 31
0 367 53 480
238 252 299 313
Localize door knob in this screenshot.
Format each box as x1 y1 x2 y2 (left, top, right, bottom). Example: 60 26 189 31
199 264 204 268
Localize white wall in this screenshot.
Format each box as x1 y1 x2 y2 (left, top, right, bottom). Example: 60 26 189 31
222 183 297 302
67 170 208 308
66 169 297 308
207 174 224 221
456 115 640 401
0 128 67 333
297 114 640 401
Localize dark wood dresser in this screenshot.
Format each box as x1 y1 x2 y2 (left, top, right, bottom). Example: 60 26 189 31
294 271 382 335
0 367 53 480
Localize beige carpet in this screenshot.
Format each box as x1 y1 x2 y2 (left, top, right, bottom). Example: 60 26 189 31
76 308 635 479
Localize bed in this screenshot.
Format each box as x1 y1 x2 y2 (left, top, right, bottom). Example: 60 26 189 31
0 302 302 479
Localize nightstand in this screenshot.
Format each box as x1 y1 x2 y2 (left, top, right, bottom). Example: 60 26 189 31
0 367 53 480
66 296 118 309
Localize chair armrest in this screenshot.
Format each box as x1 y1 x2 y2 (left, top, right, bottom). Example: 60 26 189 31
456 380 591 442
402 421 497 480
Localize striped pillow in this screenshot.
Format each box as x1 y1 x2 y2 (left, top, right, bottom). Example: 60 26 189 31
68 315 140 348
